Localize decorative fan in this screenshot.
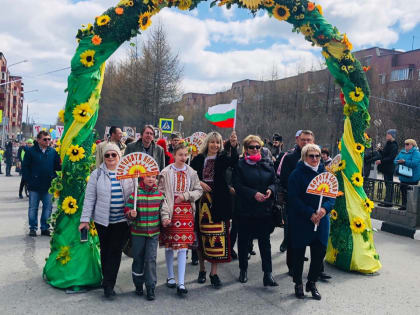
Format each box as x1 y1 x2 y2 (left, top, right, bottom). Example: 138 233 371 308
116 152 159 180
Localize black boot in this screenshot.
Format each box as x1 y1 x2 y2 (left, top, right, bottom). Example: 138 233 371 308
135 284 143 296
146 287 155 301
238 270 248 283
263 273 278 287
295 284 304 299
104 287 116 300
177 284 188 296
197 271 206 284
209 273 222 289
306 281 321 300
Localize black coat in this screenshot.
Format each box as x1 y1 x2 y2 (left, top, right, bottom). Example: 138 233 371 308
190 145 239 222
279 146 302 191
233 152 277 218
378 140 398 175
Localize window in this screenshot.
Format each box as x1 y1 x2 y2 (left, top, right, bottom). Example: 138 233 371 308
390 68 413 81
378 74 386 85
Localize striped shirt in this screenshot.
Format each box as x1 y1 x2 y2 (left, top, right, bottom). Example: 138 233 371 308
109 171 126 223
124 183 163 237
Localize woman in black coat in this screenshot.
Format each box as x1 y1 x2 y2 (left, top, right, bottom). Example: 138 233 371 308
190 131 238 288
233 135 278 287
288 144 334 300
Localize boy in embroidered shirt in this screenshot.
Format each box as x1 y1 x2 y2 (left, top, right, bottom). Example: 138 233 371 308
125 175 165 301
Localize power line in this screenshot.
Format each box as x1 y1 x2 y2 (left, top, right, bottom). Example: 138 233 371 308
370 95 420 110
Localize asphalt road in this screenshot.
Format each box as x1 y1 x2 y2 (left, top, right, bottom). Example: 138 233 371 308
1 171 419 315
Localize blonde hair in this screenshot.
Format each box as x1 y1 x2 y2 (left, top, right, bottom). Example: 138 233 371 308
242 135 264 153
301 143 321 160
405 139 417 147
199 131 223 155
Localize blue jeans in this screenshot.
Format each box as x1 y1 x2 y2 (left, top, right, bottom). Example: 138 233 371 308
28 191 53 231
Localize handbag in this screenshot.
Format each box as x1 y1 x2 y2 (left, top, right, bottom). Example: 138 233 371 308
398 165 413 177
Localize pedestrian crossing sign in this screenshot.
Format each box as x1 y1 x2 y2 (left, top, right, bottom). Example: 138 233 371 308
159 118 174 133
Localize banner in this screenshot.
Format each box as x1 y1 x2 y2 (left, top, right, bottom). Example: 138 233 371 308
123 126 136 138
116 152 160 180
33 125 42 136
56 126 65 139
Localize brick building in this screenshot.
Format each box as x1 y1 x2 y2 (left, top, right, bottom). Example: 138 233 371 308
0 52 24 144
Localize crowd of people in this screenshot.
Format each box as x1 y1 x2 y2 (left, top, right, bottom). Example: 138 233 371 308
3 124 419 302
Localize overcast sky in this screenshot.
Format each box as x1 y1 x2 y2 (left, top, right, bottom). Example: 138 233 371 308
1 0 420 124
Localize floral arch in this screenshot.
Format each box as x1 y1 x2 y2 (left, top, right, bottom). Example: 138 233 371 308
43 0 381 289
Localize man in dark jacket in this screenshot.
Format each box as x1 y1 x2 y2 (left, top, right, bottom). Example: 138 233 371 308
4 141 13 176
124 125 165 171
22 131 61 237
376 129 399 207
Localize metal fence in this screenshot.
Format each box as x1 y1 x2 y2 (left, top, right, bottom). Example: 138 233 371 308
363 178 402 207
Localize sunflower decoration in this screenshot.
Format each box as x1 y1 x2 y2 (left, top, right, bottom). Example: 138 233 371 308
62 196 78 215
350 217 366 234
272 4 291 21
354 143 365 154
96 15 111 26
73 102 94 123
238 0 263 10
55 140 61 154
58 109 65 123
91 35 102 46
80 50 96 68
349 87 364 103
263 0 274 8
327 247 339 263
178 0 192 10
91 142 97 154
118 0 134 6
56 246 71 265
299 23 314 37
337 159 346 171
330 209 338 220
89 221 98 237
363 198 374 213
67 144 85 162
138 12 152 31
343 104 358 116
351 172 364 187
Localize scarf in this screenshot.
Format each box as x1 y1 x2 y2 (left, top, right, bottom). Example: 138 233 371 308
304 161 319 172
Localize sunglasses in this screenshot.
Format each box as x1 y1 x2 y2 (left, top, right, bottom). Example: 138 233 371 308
42 138 51 142
404 143 411 146
308 154 321 159
248 145 261 150
104 153 118 158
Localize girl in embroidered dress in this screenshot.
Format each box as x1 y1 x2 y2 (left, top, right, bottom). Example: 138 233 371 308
159 144 203 296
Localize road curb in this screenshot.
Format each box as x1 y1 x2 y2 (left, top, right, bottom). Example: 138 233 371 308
371 219 420 240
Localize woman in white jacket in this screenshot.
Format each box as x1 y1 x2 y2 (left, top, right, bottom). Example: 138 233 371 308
79 143 134 299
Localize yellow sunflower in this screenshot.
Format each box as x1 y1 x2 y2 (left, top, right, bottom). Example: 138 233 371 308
263 0 274 7
80 50 95 68
62 196 78 215
300 23 314 37
343 104 358 116
73 102 94 123
350 217 366 233
91 142 97 154
330 209 338 220
96 15 111 26
349 87 364 103
56 246 71 265
327 247 339 263
118 0 134 6
66 144 85 162
58 109 65 123
354 143 365 154
178 0 192 10
272 4 290 21
55 140 61 154
363 198 374 213
337 159 346 171
351 172 364 187
89 221 98 237
238 0 263 10
138 12 152 31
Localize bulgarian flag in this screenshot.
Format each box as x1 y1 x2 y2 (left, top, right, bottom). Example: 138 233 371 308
205 99 237 128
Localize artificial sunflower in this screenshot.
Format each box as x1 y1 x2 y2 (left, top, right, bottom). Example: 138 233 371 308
58 109 65 123
119 0 134 6
329 247 339 263
363 197 374 213
62 196 78 215
55 140 61 154
91 35 102 46
351 172 364 187
72 102 94 123
349 87 364 103
263 0 274 7
238 0 263 10
67 144 85 162
300 23 314 37
89 221 98 237
307 1 315 11
337 159 346 171
80 50 96 68
115 7 124 15
330 209 338 220
81 23 93 33
91 142 97 154
138 12 152 31
343 104 358 116
272 4 290 21
342 34 352 50
96 15 111 26
178 0 192 10
354 143 365 154
56 246 71 265
350 217 366 234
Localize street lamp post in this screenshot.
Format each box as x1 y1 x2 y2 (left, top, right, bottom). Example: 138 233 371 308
177 115 184 136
